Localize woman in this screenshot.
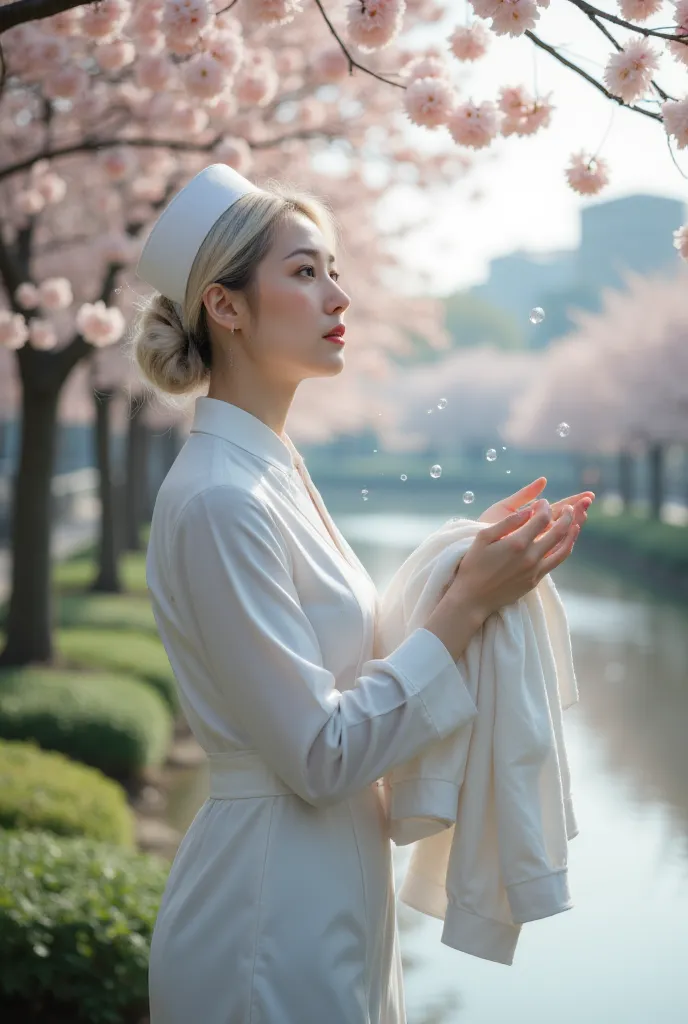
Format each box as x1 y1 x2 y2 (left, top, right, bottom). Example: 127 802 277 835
131 164 591 1024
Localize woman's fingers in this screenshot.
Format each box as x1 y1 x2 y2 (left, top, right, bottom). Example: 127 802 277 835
538 523 580 578
530 505 574 559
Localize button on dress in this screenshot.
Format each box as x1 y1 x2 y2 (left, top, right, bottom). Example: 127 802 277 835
145 396 478 1024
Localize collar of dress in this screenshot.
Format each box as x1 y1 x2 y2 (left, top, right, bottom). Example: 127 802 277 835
190 396 302 475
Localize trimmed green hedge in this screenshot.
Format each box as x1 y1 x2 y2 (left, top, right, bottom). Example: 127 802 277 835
0 828 167 1024
582 506 688 570
0 740 134 847
57 628 179 715
0 667 172 779
56 592 158 634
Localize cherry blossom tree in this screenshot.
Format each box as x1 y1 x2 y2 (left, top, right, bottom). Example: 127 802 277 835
0 0 476 666
505 267 688 515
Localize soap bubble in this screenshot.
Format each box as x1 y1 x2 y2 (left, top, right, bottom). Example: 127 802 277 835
462 491 475 504
529 306 545 324
361 489 369 501
400 473 407 481
506 469 511 474
437 398 448 410
430 464 442 479
486 448 497 462
502 446 507 450
427 408 433 414
556 422 571 438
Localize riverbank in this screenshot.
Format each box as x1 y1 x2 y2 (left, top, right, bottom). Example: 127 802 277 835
575 502 688 604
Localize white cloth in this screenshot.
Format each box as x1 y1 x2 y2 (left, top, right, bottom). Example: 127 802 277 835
145 397 479 1024
375 518 580 966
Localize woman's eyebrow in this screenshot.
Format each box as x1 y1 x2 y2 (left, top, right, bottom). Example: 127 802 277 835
283 247 335 263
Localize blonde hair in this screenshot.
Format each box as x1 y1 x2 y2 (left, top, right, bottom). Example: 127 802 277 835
128 180 338 401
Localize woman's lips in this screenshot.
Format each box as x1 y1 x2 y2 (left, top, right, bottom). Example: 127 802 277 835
325 335 345 345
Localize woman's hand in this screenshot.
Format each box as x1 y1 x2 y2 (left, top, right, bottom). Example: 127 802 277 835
478 476 594 533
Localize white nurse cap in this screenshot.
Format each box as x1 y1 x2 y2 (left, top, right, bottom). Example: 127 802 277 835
136 163 263 304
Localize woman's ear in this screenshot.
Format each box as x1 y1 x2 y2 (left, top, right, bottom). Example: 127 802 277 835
203 283 242 333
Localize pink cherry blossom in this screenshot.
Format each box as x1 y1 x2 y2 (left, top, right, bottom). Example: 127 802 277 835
16 190 46 215
28 318 58 351
128 1 163 36
42 66 89 100
214 136 254 174
15 282 40 309
673 224 688 260
99 147 136 181
565 151 610 194
96 41 136 72
236 60 279 106
402 54 451 81
35 173 67 204
448 100 500 148
38 278 73 311
162 0 212 42
204 30 244 73
603 38 660 103
171 103 210 135
449 22 490 62
135 54 176 91
183 54 228 99
76 301 126 347
498 85 553 136
0 312 29 350
490 0 539 37
81 0 132 41
663 96 688 147
313 48 349 83
347 0 405 53
403 76 457 128
48 8 84 36
247 0 304 26
618 0 663 20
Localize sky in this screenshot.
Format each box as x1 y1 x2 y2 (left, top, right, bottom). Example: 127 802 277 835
380 0 688 296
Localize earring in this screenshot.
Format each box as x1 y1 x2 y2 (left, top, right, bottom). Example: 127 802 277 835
228 325 235 368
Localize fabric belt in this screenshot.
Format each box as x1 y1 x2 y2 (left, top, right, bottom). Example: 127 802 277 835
207 750 294 799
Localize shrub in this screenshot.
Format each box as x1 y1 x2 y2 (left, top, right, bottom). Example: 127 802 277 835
0 667 172 780
57 628 179 715
0 828 167 1024
0 739 134 846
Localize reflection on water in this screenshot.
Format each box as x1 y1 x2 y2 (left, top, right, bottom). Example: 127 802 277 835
165 512 688 1024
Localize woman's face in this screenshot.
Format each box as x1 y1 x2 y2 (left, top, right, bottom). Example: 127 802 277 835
244 212 351 384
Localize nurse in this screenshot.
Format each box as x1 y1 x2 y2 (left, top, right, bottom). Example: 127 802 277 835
130 164 586 1024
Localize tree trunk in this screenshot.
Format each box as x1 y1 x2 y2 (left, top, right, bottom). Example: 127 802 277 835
0 384 59 665
648 443 664 521
125 395 149 551
92 387 122 593
618 449 634 511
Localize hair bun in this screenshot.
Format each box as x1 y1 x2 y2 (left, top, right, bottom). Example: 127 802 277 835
130 293 208 397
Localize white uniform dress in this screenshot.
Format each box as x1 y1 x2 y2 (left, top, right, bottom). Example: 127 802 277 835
145 396 478 1024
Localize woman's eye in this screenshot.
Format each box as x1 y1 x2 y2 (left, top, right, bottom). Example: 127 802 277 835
298 266 340 282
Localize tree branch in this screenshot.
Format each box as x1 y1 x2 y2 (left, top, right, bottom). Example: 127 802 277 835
582 6 674 103
0 0 92 34
565 0 688 44
312 0 405 89
525 30 663 123
0 128 333 183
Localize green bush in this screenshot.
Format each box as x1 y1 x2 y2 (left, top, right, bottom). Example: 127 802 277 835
0 739 134 846
53 550 148 595
0 667 172 779
57 593 158 635
57 628 179 715
582 506 688 569
0 828 167 1024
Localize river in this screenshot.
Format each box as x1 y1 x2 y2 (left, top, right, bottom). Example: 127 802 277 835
162 508 688 1024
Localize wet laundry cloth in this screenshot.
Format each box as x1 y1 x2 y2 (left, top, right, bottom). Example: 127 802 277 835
376 517 580 966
